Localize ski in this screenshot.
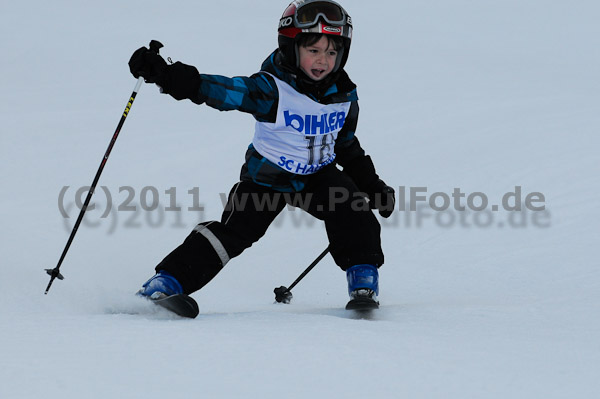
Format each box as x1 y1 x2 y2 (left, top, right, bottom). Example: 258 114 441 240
345 297 379 311
149 293 200 319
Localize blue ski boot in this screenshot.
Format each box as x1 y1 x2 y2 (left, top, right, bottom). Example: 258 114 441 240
137 271 200 318
137 270 183 300
346 264 379 310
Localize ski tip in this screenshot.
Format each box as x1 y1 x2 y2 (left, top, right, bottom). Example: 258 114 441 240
153 293 199 319
345 298 380 311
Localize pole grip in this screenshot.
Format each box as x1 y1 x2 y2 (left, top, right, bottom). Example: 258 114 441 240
133 76 144 93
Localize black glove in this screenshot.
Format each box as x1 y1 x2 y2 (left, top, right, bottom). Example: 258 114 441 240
368 179 395 218
128 46 203 103
128 46 167 84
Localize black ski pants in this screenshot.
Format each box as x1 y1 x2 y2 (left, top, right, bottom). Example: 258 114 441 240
156 165 384 294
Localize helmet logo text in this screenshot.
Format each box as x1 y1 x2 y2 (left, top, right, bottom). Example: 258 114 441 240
323 26 342 33
279 17 293 29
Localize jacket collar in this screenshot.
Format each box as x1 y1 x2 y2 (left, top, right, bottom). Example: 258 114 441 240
260 50 358 103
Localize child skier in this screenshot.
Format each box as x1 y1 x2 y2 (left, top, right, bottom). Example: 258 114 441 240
129 0 395 308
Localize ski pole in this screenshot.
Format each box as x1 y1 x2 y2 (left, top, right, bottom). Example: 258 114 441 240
44 40 164 294
274 246 330 304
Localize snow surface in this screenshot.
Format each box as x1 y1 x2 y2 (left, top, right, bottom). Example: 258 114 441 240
1 0 599 398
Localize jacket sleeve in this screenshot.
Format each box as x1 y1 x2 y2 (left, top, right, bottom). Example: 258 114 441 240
334 101 382 194
159 62 279 123
198 73 279 122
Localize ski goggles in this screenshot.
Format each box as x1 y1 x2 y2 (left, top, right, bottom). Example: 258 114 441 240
294 1 349 28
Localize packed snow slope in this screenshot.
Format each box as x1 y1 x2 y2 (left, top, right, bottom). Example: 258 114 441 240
1 0 599 398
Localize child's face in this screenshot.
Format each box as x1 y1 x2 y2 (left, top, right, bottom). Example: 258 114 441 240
298 36 338 81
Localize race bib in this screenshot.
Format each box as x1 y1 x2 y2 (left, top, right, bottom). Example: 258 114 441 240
252 73 351 175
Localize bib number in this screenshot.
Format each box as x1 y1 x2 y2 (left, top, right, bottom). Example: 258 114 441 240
306 135 334 165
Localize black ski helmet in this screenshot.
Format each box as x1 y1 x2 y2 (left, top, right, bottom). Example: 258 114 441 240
278 0 353 73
